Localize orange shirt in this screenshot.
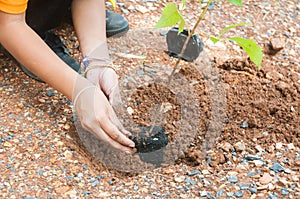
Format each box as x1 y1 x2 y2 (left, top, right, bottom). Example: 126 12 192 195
0 0 28 14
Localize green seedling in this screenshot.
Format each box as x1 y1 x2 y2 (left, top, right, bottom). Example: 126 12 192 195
155 0 263 69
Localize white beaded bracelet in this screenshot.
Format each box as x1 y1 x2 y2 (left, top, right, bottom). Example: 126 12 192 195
73 86 97 109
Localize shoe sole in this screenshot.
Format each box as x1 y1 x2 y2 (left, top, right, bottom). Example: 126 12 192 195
106 25 129 38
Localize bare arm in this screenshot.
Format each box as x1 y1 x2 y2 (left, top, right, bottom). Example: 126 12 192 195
0 11 81 100
0 10 135 152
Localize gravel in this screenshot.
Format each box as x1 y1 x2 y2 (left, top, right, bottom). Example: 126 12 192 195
0 0 299 198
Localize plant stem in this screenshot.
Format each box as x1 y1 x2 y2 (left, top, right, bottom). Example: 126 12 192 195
149 0 213 134
167 0 212 84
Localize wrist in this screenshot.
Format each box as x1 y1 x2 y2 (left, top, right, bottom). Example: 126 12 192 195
72 74 95 102
73 85 97 109
81 56 115 77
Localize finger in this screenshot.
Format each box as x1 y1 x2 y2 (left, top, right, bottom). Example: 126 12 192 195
99 116 135 148
108 84 123 106
108 107 132 137
99 68 118 97
121 129 132 137
85 69 99 85
90 123 134 153
80 105 134 153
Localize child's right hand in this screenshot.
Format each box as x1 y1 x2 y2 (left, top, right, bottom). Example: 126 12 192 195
73 77 134 153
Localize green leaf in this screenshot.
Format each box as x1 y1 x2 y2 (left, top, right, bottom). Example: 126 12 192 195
210 36 221 44
178 20 185 33
155 3 185 32
228 37 263 69
227 0 243 6
219 22 252 37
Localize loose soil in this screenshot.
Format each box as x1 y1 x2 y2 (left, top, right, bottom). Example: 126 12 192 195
0 0 299 198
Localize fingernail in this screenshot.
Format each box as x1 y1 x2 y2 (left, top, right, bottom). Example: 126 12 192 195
129 143 135 148
123 130 132 136
125 150 131 154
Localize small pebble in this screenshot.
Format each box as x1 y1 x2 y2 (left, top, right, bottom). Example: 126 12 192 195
36 169 43 176
290 184 296 189
202 170 210 175
216 189 224 197
234 141 246 152
275 142 283 149
287 143 295 150
281 188 289 195
238 184 250 190
199 174 204 180
187 169 200 176
260 173 273 184
65 176 73 181
121 8 129 15
284 168 292 174
240 121 248 128
127 107 134 115
226 192 234 197
245 155 262 161
183 186 189 192
208 2 215 10
247 187 257 194
207 192 216 199
91 180 99 187
77 173 83 178
82 191 91 196
97 175 104 179
185 178 196 185
263 131 269 136
268 194 278 199
199 191 207 196
253 160 264 166
174 176 185 183
46 90 53 97
269 162 285 172
227 176 238 183
247 171 256 177
257 169 262 175
234 190 244 198
206 156 212 164
220 142 233 152
137 70 144 75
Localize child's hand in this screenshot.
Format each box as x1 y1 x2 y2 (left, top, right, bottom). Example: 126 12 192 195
73 77 134 153
86 67 121 105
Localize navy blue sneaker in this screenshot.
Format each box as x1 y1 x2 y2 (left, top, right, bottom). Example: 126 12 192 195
106 10 129 37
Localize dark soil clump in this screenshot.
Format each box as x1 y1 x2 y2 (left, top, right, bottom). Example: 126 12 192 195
130 126 168 153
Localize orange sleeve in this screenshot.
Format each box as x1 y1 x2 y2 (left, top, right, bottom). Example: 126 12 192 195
0 0 28 14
